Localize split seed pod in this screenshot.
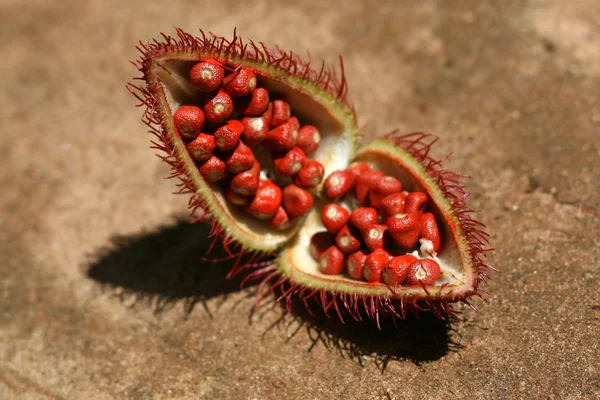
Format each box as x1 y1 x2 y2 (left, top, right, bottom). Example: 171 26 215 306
128 28 495 327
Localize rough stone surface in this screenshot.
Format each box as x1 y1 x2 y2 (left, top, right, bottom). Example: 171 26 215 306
1 1 599 399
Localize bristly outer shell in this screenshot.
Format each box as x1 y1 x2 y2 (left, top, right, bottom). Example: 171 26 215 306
272 133 495 324
128 28 358 253
128 29 496 326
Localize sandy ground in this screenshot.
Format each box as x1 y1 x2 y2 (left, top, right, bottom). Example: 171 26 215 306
1 0 599 399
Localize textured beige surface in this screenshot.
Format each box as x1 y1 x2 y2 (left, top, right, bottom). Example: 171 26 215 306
1 0 599 399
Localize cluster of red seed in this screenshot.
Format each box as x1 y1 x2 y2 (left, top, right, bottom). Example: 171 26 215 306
173 59 325 230
310 162 443 287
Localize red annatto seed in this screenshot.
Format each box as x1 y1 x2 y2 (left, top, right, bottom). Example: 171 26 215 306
368 191 383 209
361 170 386 187
346 250 367 280
380 192 407 218
296 125 320 154
294 159 325 189
270 206 292 231
324 170 354 200
235 87 270 116
241 116 269 146
318 246 345 275
335 225 362 254
405 191 428 215
310 231 335 259
186 133 215 161
354 182 369 205
173 105 205 140
363 224 392 251
420 212 441 252
189 60 225 92
273 147 306 177
204 90 233 123
369 176 403 209
363 249 392 283
387 212 421 249
321 203 350 234
225 187 252 206
282 184 314 219
222 67 257 97
387 213 419 232
270 100 291 128
214 119 245 152
198 155 226 182
288 117 300 143
382 254 418 286
377 176 403 194
349 207 379 233
355 171 385 204
261 102 273 124
392 231 421 254
243 179 282 219
264 119 298 152
347 162 371 180
405 258 441 286
230 161 260 195
224 140 255 174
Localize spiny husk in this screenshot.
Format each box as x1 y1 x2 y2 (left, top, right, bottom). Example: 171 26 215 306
129 29 495 326
232 133 496 327
128 28 358 256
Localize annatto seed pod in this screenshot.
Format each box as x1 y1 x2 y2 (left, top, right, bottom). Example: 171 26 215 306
129 28 496 327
